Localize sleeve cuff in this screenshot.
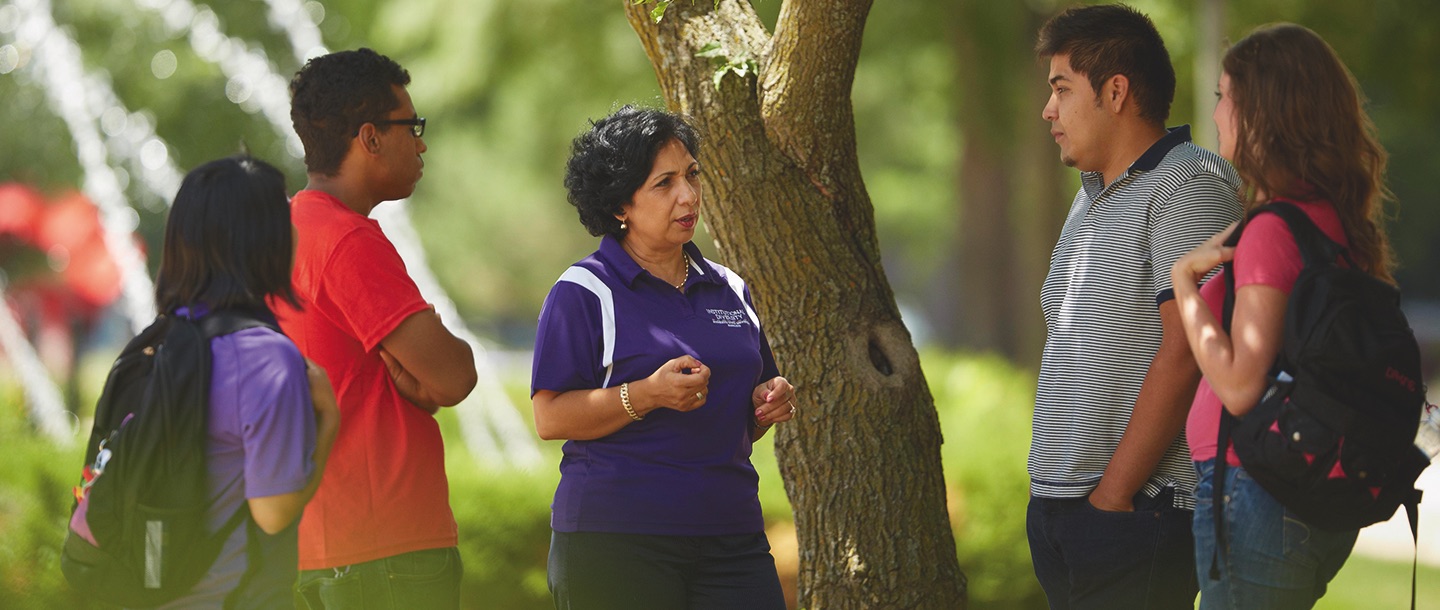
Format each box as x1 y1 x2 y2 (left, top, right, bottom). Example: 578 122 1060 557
1154 288 1176 307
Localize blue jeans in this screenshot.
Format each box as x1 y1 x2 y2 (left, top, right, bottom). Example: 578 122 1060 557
548 530 785 610
294 547 462 610
1193 460 1358 609
1027 488 1197 610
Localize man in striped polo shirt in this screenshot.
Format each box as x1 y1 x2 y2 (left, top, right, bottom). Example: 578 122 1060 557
1025 5 1242 609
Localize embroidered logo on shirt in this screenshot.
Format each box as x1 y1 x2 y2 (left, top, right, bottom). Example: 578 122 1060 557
707 309 750 328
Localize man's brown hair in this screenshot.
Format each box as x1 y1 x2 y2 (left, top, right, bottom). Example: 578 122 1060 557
1036 4 1176 125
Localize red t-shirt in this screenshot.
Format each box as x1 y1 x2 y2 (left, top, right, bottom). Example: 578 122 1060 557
271 190 456 569
1186 199 1350 465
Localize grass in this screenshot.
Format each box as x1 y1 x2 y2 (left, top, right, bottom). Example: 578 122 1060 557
1316 554 1440 610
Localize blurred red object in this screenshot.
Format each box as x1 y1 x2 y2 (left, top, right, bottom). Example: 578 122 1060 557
2 182 131 376
2 183 124 309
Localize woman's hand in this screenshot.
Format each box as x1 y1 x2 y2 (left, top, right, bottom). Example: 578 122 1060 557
1171 221 1239 289
632 355 711 415
751 376 796 427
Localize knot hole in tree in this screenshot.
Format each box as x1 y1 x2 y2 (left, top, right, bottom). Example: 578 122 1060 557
867 336 893 376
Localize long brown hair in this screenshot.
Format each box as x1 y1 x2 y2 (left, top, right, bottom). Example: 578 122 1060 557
1223 23 1394 283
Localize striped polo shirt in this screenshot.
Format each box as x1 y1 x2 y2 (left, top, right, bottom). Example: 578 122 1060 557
1028 125 1242 509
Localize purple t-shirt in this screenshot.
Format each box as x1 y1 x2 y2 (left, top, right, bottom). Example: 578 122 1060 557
531 236 780 536
160 324 316 607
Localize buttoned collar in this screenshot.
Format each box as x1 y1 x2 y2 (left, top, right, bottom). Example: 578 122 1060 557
1082 125 1193 197
595 234 725 288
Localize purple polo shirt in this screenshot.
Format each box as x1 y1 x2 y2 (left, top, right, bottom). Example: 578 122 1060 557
531 236 780 536
164 321 316 607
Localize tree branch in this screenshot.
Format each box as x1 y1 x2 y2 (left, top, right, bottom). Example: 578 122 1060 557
761 0 873 196
624 0 771 123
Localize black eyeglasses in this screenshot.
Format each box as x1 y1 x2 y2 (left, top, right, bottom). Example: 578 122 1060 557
363 117 426 138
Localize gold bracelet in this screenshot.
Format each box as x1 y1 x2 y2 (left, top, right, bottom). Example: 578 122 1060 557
620 382 643 421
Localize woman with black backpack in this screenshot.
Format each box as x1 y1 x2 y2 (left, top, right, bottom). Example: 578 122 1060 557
153 155 341 608
65 155 340 608
1170 24 1400 610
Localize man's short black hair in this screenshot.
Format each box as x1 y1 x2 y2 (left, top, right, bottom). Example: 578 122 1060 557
563 105 700 238
290 48 411 176
1036 4 1176 124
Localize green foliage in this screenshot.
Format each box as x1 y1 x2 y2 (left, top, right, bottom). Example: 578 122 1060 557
633 0 724 24
923 351 1046 608
1315 553 1440 610
6 0 1440 351
696 41 758 90
0 411 108 609
447 464 557 610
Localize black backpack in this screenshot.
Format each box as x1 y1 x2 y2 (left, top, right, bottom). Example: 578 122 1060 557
1213 200 1429 530
61 310 276 607
1210 201 1430 578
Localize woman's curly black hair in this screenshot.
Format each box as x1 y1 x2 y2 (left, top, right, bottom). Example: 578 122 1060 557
563 105 700 238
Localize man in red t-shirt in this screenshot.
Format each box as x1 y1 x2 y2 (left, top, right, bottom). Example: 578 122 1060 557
280 48 477 609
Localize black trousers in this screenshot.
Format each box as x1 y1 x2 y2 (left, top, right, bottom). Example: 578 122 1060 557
548 530 785 610
1026 488 1197 610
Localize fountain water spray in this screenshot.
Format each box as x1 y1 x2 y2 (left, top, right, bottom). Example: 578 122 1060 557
0 278 74 444
4 0 539 466
11 0 158 335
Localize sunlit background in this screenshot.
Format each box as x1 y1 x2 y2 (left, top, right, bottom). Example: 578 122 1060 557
3 1 1439 607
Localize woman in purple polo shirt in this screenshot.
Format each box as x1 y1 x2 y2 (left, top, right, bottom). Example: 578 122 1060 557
532 106 796 609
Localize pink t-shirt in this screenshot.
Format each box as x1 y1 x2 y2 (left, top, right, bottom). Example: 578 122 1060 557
1186 199 1350 464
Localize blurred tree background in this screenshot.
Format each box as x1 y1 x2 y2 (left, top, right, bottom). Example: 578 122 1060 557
3 0 1440 607
3 0 1437 353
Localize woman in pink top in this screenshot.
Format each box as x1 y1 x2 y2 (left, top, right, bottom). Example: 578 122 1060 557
1170 24 1398 610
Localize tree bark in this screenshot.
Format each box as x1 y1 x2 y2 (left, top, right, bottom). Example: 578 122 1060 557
626 1 966 607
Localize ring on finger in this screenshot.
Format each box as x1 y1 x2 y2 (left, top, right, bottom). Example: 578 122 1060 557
696 392 705 401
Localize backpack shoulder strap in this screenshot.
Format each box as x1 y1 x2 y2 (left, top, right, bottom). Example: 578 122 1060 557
1220 200 1349 330
1250 201 1346 268
198 310 280 340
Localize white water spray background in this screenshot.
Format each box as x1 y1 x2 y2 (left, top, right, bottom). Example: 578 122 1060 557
0 0 539 465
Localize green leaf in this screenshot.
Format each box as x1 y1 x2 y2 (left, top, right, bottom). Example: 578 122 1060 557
650 2 668 22
696 41 725 59
712 68 726 90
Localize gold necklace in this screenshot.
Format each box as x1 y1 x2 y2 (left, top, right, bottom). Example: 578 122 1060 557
673 253 690 290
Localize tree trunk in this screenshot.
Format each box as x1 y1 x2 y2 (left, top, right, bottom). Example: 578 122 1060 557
625 1 966 607
943 0 1066 366
1192 0 1225 152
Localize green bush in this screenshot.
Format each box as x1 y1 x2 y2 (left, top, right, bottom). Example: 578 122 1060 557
6 352 1427 609
923 351 1046 609
0 405 110 609
448 462 557 610
0 353 1048 608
